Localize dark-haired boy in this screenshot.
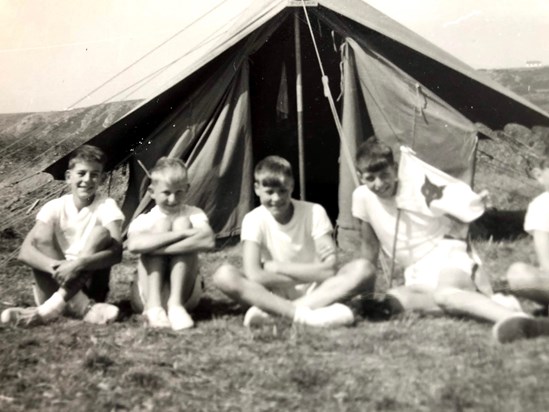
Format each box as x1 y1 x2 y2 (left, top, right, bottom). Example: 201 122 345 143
353 137 549 343
213 155 374 328
2 145 124 326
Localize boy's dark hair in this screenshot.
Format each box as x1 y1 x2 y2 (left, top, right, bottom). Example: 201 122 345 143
150 157 188 185
68 145 107 169
254 156 294 187
355 137 394 173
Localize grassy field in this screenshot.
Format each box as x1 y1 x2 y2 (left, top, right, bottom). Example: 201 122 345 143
2 68 549 411
1 223 549 411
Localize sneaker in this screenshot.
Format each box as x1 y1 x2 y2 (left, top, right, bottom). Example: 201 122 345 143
144 307 171 329
1 307 43 327
243 306 271 327
492 314 549 344
168 305 194 331
294 303 355 328
83 303 119 325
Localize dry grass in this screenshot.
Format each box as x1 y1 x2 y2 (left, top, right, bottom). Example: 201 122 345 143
2 234 549 411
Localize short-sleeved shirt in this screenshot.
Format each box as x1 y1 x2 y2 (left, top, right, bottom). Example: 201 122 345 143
127 205 209 235
241 200 333 265
524 192 549 234
36 194 124 260
352 185 449 267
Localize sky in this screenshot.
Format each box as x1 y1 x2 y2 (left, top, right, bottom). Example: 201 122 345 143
1 0 548 113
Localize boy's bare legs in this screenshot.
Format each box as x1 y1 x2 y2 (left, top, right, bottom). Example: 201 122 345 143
386 285 443 315
213 264 296 318
213 265 355 328
507 262 549 305
166 216 197 330
292 259 376 309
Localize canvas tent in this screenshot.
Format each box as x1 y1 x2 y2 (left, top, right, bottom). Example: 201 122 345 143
44 0 549 244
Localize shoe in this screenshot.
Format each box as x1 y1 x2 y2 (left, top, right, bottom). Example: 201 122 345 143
1 307 43 326
168 305 194 331
83 303 119 325
492 314 549 344
294 303 355 328
145 307 171 329
243 306 271 327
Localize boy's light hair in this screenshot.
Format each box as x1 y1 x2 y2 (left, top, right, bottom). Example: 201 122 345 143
150 157 188 186
68 145 107 170
355 137 395 173
254 156 294 188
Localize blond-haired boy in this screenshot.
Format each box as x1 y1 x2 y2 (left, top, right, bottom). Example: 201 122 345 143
2 145 124 326
127 157 215 330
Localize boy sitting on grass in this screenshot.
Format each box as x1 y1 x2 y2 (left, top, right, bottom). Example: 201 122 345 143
1 145 124 326
504 150 549 341
127 157 215 330
213 155 374 328
352 137 549 344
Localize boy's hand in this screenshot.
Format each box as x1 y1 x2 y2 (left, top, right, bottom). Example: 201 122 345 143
478 189 492 209
53 260 84 283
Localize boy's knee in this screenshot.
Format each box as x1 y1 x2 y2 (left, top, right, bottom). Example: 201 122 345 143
84 226 112 253
506 262 531 290
433 287 462 310
172 216 192 230
213 264 242 294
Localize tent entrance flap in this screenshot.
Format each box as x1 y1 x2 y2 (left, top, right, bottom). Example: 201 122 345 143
249 13 342 220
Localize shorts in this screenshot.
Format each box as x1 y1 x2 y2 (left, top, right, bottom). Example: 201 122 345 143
130 274 203 314
403 239 479 290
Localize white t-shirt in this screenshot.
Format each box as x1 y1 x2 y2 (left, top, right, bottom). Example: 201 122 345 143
524 192 549 234
352 185 449 267
36 194 124 260
241 200 333 265
127 205 209 234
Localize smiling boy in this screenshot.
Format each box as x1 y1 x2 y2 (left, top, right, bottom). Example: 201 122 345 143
213 155 373 328
1 145 124 326
126 157 215 330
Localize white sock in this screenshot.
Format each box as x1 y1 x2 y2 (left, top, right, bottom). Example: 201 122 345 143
37 291 66 321
293 304 354 328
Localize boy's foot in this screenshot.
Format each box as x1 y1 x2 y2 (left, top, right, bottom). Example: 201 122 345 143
83 303 119 325
145 307 171 329
493 314 549 344
37 292 66 322
243 306 271 327
168 305 194 331
294 303 355 328
1 307 43 327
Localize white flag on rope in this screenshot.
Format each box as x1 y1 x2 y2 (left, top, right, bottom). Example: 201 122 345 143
395 146 485 223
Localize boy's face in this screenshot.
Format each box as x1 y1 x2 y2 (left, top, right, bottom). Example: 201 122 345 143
149 178 190 214
254 177 294 223
65 160 104 205
356 161 398 199
534 166 549 192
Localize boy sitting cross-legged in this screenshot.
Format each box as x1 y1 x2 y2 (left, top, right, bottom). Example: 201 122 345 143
1 145 124 326
126 157 215 330
213 155 374 328
352 137 549 343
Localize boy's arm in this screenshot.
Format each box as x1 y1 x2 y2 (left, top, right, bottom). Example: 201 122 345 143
127 229 195 254
18 222 62 275
53 220 124 281
148 225 215 255
263 233 337 282
533 231 549 271
359 220 380 264
243 240 296 288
